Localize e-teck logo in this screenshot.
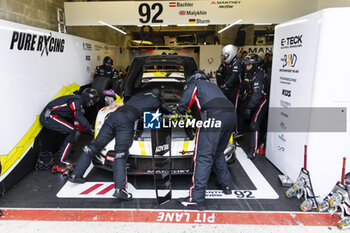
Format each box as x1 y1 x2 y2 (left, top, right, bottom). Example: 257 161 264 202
281 54 297 68
280 35 303 49
9 31 65 56
144 111 161 129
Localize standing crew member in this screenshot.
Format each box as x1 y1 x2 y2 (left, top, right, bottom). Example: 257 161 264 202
69 89 161 200
94 56 118 79
177 71 236 207
216 44 242 111
237 55 268 159
39 88 99 171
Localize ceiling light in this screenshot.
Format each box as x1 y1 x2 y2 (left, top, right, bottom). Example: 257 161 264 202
218 19 242 34
99 20 127 35
254 23 273 25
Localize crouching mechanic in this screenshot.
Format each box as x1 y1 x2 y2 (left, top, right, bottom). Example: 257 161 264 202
39 88 99 171
176 71 237 207
237 55 268 159
69 89 161 200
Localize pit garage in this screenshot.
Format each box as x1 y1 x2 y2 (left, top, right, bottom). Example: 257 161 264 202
0 1 350 232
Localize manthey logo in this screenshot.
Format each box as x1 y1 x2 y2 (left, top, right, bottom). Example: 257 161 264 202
9 31 65 56
169 2 193 7
281 54 297 68
280 35 303 49
143 111 222 129
211 1 241 8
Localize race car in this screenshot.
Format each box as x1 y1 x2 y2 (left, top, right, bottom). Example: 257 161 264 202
92 55 236 175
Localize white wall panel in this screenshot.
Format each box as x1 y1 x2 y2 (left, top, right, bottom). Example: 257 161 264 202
0 19 117 154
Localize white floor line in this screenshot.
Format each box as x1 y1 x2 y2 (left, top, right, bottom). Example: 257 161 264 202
57 148 279 200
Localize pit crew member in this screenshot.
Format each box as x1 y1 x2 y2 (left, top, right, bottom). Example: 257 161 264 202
69 89 161 201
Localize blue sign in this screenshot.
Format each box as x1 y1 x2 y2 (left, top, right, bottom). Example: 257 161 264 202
143 111 161 129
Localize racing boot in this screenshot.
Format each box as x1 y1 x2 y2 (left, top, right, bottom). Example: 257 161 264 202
69 173 86 184
247 151 256 160
177 197 205 210
219 184 232 195
113 188 132 200
52 162 73 174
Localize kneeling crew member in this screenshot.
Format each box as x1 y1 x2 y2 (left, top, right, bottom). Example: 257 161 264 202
69 89 161 200
177 71 236 207
39 88 99 171
237 55 268 159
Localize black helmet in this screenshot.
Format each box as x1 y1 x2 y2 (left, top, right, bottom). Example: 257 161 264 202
188 70 209 82
103 56 113 66
243 54 261 65
82 88 100 107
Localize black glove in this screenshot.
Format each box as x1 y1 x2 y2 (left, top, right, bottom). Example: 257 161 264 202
244 108 251 119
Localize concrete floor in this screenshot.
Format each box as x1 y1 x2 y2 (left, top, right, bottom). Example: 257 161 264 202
0 221 337 233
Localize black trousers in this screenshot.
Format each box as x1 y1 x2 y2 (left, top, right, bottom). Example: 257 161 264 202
74 110 135 189
237 97 268 153
39 110 78 163
189 111 236 204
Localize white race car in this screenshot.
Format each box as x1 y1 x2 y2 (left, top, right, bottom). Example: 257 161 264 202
92 55 236 175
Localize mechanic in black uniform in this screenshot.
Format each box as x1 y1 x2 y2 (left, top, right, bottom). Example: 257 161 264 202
94 56 118 79
39 88 99 171
237 55 268 159
216 44 242 111
69 89 161 200
176 71 236 207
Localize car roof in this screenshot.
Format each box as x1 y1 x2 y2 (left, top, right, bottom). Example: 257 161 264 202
124 55 197 99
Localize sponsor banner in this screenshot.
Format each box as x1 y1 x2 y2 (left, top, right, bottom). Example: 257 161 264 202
57 148 279 199
267 8 350 197
237 46 273 56
0 19 116 155
64 0 317 26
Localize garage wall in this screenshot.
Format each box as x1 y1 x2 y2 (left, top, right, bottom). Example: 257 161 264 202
0 19 116 157
0 0 128 46
0 0 65 31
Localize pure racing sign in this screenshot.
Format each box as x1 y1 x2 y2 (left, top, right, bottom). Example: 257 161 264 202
9 31 65 56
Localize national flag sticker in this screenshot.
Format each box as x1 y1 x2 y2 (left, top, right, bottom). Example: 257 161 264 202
169 2 176 7
189 19 196 23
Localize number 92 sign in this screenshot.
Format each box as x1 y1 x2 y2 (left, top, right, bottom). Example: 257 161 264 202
138 3 164 24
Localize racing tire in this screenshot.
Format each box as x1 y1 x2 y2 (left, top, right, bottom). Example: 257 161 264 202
91 76 112 107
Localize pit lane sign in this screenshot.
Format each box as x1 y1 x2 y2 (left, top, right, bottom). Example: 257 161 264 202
64 0 315 26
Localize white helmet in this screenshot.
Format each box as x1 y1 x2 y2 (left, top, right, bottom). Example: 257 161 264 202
221 44 237 64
